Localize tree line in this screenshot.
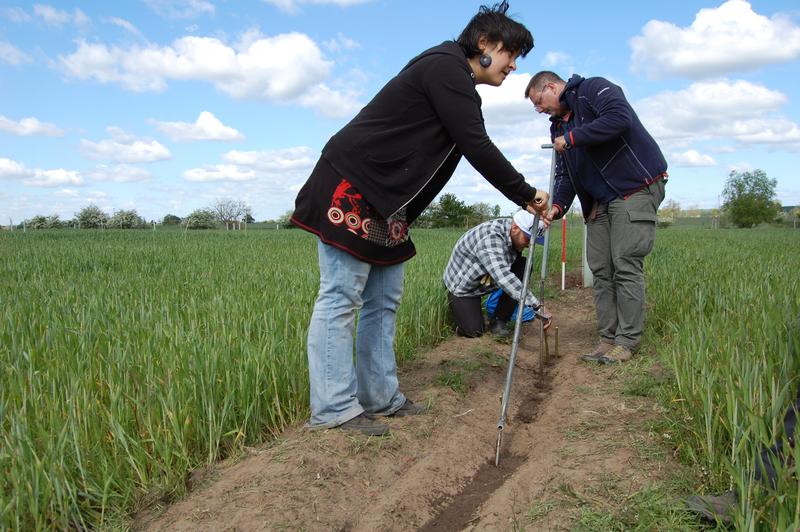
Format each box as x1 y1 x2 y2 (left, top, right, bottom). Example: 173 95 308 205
17 194 511 231
14 169 796 231
15 199 256 230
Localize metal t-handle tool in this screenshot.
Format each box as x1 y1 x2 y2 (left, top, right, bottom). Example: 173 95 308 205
494 143 557 467
495 209 540 467
538 143 557 370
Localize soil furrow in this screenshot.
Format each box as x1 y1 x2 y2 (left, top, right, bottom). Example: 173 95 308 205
137 289 676 531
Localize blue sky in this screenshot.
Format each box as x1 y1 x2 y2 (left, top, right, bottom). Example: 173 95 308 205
1 0 798 223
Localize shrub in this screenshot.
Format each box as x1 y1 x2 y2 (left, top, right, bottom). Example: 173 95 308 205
75 205 109 229
722 169 779 228
108 209 146 229
185 209 217 229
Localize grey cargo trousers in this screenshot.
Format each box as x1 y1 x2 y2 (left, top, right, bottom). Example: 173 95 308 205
586 179 666 349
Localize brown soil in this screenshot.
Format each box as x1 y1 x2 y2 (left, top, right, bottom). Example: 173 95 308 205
135 288 675 531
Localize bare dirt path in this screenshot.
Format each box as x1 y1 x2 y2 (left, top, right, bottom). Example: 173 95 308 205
136 287 677 531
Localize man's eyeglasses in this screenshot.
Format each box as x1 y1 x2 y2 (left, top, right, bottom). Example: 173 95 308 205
532 84 549 108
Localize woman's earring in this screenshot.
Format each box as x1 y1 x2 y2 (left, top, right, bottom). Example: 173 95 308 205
479 54 492 68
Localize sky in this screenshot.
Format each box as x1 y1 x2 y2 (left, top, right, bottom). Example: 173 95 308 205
1 0 799 224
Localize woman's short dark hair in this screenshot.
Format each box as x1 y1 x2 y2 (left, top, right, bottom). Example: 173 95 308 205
456 1 534 58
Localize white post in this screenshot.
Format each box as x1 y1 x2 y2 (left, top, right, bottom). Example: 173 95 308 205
582 223 593 288
561 218 566 291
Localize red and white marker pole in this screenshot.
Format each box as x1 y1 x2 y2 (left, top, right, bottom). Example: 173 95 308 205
561 217 567 290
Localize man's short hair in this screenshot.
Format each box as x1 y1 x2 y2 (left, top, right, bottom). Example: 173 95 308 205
524 71 564 98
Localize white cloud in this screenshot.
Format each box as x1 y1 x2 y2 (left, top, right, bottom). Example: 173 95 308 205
184 146 316 183
58 33 361 117
725 117 800 147
0 41 31 65
0 115 63 136
294 83 361 118
144 0 215 19
637 80 800 149
33 4 69 25
669 150 717 167
183 164 256 182
477 73 536 125
33 4 90 28
1 7 31 23
263 0 372 15
631 0 800 79
222 147 316 170
24 168 83 187
151 111 244 142
0 157 33 179
107 16 142 37
468 73 559 172
234 27 264 50
87 164 153 182
0 157 84 187
444 159 551 215
324 33 361 53
80 127 172 163
541 51 571 68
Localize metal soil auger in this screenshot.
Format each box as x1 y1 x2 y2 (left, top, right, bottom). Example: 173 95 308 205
494 143 557 467
537 144 557 370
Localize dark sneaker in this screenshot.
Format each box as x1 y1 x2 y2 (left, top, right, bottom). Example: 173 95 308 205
390 399 426 417
489 319 511 339
597 345 633 364
579 341 613 362
686 490 737 524
338 413 390 436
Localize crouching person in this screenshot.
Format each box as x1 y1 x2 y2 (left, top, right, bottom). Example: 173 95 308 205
444 210 552 338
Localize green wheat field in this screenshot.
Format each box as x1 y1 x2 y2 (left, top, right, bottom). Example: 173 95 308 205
2 224 798 529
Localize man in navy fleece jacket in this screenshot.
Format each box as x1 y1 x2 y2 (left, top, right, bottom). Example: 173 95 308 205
526 71 668 364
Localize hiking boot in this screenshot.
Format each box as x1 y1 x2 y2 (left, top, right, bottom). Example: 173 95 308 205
685 490 737 524
338 413 390 436
489 319 512 339
598 345 633 364
390 399 426 417
579 341 614 362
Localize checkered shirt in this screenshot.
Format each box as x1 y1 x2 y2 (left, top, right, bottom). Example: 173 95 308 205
443 218 540 308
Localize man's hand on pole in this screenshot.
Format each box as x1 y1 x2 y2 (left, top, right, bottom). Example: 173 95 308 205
534 306 552 330
541 205 559 229
527 189 550 217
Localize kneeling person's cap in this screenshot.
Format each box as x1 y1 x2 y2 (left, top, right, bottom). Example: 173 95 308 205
512 210 535 236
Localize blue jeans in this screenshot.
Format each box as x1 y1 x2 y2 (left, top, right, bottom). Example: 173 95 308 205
306 240 407 428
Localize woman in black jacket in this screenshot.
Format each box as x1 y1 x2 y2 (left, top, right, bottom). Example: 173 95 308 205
292 1 548 436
